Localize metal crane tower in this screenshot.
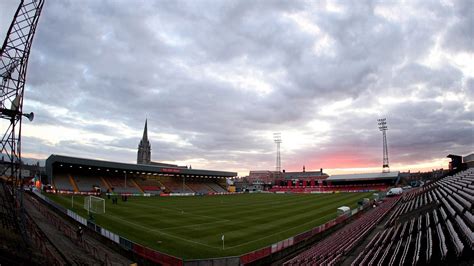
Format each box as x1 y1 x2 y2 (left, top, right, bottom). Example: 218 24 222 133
1 0 44 191
377 118 390 173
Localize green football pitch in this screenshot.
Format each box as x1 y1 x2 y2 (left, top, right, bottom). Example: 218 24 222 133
46 192 372 259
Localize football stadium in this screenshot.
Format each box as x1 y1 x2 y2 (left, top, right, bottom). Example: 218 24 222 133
2 121 473 265
1 1 473 266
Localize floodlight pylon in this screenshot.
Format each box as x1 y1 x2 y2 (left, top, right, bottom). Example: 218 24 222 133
377 118 390 173
273 133 282 172
0 0 44 246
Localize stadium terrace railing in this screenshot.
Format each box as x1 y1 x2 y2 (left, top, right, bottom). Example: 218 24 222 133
25 193 118 264
32 189 385 265
25 213 66 265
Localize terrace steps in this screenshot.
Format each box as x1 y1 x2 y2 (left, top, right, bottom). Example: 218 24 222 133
130 179 144 193
183 183 193 193
156 179 164 188
68 175 79 192
100 176 112 191
205 183 217 192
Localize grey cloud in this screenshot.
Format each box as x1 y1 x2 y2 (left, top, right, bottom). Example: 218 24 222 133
394 63 463 91
1 0 472 173
442 0 474 53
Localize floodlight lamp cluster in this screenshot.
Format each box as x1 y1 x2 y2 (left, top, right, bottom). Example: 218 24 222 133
273 132 282 143
377 118 387 131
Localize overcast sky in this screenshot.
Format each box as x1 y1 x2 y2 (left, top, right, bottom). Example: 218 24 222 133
1 0 472 176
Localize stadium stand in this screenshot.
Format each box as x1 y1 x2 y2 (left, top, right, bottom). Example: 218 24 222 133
52 172 229 195
46 154 236 195
134 178 162 194
284 196 400 265
73 174 107 192
270 172 397 193
352 168 474 265
184 179 215 194
159 176 192 193
207 182 227 193
53 173 75 191
269 183 389 193
105 176 141 194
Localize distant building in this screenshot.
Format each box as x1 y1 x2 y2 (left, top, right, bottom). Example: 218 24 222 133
245 167 329 190
137 120 151 164
283 168 328 181
446 153 473 172
463 153 474 168
136 120 187 168
247 170 279 184
0 158 43 179
273 168 328 187
447 154 464 171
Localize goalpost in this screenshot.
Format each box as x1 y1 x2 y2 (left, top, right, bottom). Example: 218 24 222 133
84 195 105 214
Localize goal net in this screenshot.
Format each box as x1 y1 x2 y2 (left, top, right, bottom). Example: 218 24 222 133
84 195 105 214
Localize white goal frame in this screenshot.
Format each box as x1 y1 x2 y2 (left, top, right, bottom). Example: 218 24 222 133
84 195 105 214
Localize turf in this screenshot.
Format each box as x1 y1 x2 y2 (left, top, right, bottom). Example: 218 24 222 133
46 192 372 259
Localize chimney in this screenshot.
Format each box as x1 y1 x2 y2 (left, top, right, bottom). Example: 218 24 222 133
320 168 323 174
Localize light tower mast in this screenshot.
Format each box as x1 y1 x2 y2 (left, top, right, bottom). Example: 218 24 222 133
377 118 390 173
1 0 42 191
0 0 44 246
273 133 282 172
1 0 43 187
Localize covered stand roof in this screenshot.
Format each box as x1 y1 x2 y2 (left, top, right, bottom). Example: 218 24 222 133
46 154 237 181
327 171 399 182
283 171 328 180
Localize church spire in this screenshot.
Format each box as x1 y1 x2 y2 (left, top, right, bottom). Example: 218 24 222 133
137 119 151 164
143 119 148 141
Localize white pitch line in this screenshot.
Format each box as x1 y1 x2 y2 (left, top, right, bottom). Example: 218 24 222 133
160 219 230 230
158 205 231 222
225 212 335 250
105 194 362 251
106 213 221 249
126 201 230 222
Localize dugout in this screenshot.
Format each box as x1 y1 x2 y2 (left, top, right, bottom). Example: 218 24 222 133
337 206 350 216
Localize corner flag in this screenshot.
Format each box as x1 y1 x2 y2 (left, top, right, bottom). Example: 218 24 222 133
222 234 225 250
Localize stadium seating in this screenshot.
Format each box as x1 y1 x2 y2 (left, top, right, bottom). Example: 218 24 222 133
284 196 399 265
53 173 75 191
134 178 162 195
159 176 192 193
184 180 214 194
352 168 474 265
105 176 141 194
73 174 107 192
269 183 389 193
207 182 227 193
52 173 230 195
